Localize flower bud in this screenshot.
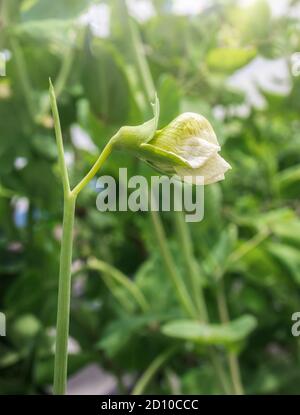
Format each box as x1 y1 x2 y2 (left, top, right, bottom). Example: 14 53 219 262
112 96 231 185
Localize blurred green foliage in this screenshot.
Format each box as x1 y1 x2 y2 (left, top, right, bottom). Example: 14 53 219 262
0 0 300 395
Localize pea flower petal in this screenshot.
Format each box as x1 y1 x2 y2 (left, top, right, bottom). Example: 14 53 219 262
112 97 231 185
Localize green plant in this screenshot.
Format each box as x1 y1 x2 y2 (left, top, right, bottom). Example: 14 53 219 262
50 65 232 391
1 0 300 396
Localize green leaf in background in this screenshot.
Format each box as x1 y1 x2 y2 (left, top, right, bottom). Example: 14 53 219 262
0 343 22 369
21 0 93 21
203 224 238 280
10 314 41 347
267 242 300 284
12 20 78 46
134 255 179 313
230 0 272 46
161 315 257 348
31 134 58 161
98 315 155 357
206 47 256 73
157 74 181 127
277 165 300 198
81 38 130 124
97 312 173 371
272 220 300 246
181 365 223 394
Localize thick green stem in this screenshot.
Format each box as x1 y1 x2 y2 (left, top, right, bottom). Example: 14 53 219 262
53 193 76 395
50 79 73 394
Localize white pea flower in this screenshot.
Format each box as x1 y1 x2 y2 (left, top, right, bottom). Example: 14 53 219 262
112 96 231 185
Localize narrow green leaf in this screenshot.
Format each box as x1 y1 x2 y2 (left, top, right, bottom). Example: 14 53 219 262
161 315 257 347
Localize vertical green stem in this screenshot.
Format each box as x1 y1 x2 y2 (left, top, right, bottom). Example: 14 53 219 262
208 350 232 395
53 193 76 395
227 354 244 395
126 16 155 104
150 208 196 318
216 278 244 395
50 80 115 394
50 79 73 394
54 46 76 99
174 211 208 321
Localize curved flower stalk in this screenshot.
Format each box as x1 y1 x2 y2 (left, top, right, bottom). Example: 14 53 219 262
112 97 231 185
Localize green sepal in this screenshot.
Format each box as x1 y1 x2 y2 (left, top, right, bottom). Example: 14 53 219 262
112 94 160 151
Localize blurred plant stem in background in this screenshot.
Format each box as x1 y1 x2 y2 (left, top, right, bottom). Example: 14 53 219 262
6 8 83 126
173 211 208 321
132 348 176 395
37 29 86 124
174 211 245 394
216 277 244 395
88 257 150 313
9 38 36 120
149 207 197 317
